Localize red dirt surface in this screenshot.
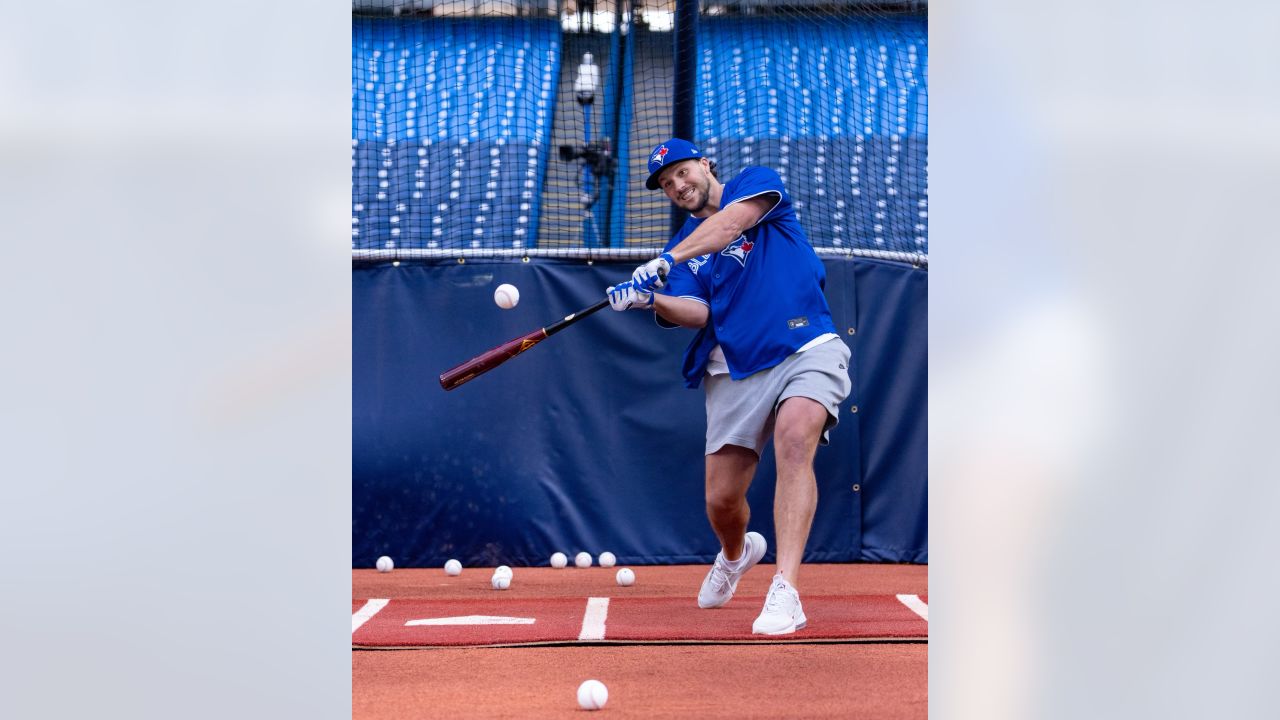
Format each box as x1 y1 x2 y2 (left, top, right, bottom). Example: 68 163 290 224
353 643 927 719
353 563 928 600
353 595 927 647
353 563 927 718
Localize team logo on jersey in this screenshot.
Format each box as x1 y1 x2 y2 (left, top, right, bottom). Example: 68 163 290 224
720 235 755 266
651 145 669 165
686 254 710 274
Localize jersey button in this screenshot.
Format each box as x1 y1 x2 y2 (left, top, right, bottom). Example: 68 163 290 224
714 273 720 279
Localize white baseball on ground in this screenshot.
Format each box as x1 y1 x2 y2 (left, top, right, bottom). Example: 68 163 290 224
550 552 568 568
616 568 635 586
376 556 394 573
494 565 513 578
574 552 592 568
444 559 462 576
494 283 520 309
491 573 511 590
597 552 616 568
577 679 608 710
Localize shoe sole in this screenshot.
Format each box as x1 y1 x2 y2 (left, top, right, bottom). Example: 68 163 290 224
698 532 769 609
752 614 808 636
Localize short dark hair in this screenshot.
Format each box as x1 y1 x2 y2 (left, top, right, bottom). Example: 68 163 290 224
707 159 719 180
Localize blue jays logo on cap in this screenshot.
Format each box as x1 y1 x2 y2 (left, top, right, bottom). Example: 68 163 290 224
645 138 702 190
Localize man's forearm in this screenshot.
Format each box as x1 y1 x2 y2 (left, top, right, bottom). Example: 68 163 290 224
653 294 709 329
666 207 755 263
666 193 779 263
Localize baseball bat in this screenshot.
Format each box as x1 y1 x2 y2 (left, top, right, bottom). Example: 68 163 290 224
439 298 610 391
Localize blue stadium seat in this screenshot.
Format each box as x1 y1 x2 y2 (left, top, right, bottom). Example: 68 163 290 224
697 16 927 255
352 138 544 250
352 18 560 249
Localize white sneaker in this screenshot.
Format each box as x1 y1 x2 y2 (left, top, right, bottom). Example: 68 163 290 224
752 574 807 635
697 531 767 609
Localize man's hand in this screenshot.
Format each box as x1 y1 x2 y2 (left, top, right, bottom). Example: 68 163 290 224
631 252 674 292
606 281 653 311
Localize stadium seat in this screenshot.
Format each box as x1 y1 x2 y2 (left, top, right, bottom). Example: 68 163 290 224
352 18 559 249
697 16 928 255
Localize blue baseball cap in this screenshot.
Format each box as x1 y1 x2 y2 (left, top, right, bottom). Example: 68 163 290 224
645 138 703 190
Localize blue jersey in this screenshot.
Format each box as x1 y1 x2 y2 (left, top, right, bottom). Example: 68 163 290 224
659 166 837 388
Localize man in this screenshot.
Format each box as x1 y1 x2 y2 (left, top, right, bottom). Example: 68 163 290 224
607 138 852 635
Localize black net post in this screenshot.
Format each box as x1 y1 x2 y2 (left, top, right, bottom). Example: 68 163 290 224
669 0 699 236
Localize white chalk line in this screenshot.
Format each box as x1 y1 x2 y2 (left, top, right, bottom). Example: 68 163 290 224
578 597 610 641
896 594 928 622
352 598 390 634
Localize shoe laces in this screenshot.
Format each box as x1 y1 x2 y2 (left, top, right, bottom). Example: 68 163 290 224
708 558 731 590
764 581 796 614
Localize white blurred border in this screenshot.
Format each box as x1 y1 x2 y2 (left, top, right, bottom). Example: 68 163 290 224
932 1 1280 718
0 2 351 717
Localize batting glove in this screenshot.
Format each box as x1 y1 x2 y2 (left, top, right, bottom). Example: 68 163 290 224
606 281 653 311
631 252 674 292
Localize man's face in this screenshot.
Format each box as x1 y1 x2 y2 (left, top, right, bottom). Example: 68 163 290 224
658 159 712 213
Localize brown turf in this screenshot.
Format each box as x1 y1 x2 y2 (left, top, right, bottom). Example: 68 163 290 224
353 562 928 600
353 564 927 717
352 643 927 719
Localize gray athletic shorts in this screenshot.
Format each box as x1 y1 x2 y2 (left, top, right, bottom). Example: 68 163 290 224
703 337 853 455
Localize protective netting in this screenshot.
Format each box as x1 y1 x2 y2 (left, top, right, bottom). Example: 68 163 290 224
352 1 927 264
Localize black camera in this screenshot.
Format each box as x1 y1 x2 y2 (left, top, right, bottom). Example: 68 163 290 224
558 140 616 179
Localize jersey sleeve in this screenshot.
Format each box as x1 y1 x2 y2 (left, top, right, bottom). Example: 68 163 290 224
723 166 790 226
653 253 710 328
661 256 709 301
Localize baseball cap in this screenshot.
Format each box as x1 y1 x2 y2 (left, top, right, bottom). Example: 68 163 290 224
645 138 702 190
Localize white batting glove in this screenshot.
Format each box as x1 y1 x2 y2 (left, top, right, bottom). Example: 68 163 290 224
631 252 674 292
606 281 653 311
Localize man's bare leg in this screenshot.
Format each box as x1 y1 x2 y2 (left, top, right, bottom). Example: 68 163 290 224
770 397 828 588
705 444 758 560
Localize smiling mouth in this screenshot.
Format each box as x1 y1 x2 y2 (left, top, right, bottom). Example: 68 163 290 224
680 189 694 201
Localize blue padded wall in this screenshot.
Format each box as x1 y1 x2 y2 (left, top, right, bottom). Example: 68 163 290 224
353 258 927 567
851 260 928 561
351 18 560 250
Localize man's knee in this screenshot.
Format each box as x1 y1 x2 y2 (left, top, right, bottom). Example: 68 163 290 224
774 433 816 469
705 445 757 501
774 398 828 459
705 484 746 515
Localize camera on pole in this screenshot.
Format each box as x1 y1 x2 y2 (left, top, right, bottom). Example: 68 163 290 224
559 53 615 204
558 140 616 179
574 52 599 106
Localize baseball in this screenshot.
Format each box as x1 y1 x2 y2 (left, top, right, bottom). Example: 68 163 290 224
494 283 520 309
576 679 609 710
598 552 616 568
375 556 394 573
574 551 592 568
491 573 511 590
444 559 462 576
616 568 635 586
494 565 513 579
550 552 568 568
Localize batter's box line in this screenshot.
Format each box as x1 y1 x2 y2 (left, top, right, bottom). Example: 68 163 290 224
578 596 609 641
352 598 389 634
895 593 929 622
